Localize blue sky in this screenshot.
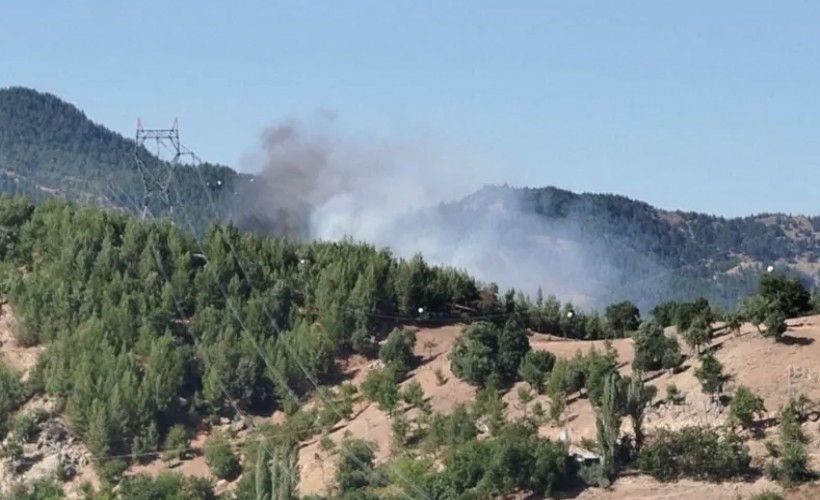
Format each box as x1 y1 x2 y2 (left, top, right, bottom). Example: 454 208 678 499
1 1 818 217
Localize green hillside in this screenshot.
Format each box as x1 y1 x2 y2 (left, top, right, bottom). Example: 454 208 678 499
0 86 817 312
427 185 820 309
0 86 239 232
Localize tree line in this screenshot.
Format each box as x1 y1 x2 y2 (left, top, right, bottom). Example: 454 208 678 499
0 192 819 499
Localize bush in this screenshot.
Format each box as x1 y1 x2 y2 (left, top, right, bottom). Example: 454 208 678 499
757 272 812 319
518 350 556 394
604 300 640 337
204 433 240 481
379 327 416 375
12 413 39 443
450 320 530 387
336 438 379 494
361 367 401 411
424 404 478 451
638 427 752 482
729 386 766 430
632 321 682 373
0 360 24 436
436 426 573 498
665 383 684 405
162 424 189 461
750 492 784 500
694 352 725 400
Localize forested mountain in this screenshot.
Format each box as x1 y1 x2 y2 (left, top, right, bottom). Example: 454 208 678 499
422 185 820 309
1 86 820 499
0 86 818 311
0 86 241 232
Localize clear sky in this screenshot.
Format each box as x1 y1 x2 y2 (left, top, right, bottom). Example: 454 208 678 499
1 1 818 217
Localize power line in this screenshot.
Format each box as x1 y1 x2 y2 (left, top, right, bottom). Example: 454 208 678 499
124 125 428 499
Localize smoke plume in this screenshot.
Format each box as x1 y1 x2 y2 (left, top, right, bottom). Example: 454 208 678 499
232 114 627 308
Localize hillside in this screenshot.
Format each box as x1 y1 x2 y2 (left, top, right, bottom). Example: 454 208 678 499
414 185 820 310
0 86 242 232
1 86 819 313
0 196 818 499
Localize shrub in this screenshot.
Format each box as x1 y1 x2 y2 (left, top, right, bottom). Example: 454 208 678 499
163 424 189 461
632 321 682 373
379 327 416 375
638 427 752 482
750 492 784 500
336 438 379 494
729 386 766 430
450 320 530 387
694 352 725 400
204 433 240 480
518 350 556 394
665 383 684 405
361 367 401 411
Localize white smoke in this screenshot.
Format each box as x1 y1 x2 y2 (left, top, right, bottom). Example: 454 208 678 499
236 114 622 308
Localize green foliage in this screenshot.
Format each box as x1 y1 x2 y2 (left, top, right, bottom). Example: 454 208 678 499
624 372 657 453
336 438 379 494
582 343 619 407
729 386 766 430
424 404 478 452
604 300 641 336
740 272 813 340
651 297 713 330
389 409 410 453
432 424 573 498
115 472 218 500
361 367 401 411
763 311 788 341
12 412 40 443
450 321 530 387
400 380 426 410
766 397 816 487
253 440 299 500
757 272 812 319
694 352 725 400
162 424 189 461
518 350 556 394
8 478 65 500
379 327 417 376
638 427 752 481
204 432 241 481
0 358 25 435
594 372 622 479
631 321 682 372
683 314 712 355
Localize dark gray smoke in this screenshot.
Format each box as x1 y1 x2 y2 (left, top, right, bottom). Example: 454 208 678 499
232 115 628 309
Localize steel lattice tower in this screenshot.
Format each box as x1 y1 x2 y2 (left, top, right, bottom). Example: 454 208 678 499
134 118 199 219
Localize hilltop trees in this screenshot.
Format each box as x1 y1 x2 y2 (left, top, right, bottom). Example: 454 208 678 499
757 272 812 319
739 271 813 340
518 350 556 394
695 353 726 401
604 301 641 337
631 321 682 373
450 320 530 387
0 190 819 498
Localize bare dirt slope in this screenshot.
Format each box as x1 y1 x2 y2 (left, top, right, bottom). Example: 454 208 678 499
293 316 820 498
0 305 99 499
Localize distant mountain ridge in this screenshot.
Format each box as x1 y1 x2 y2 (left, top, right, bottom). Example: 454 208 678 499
0 86 817 310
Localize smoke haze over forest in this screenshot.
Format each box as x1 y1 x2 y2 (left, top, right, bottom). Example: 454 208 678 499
230 115 632 308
